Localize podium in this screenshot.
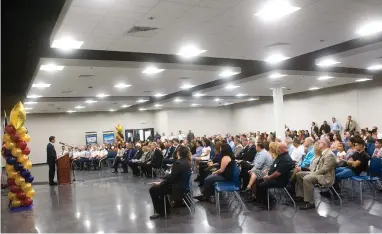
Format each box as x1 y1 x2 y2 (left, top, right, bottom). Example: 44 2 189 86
56 153 71 185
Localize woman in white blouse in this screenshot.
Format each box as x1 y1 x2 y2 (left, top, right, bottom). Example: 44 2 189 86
200 139 212 160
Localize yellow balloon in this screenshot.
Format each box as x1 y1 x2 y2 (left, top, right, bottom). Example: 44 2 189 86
11 148 22 157
5 142 15 150
26 189 35 198
23 160 32 170
17 155 28 163
11 199 21 208
16 126 27 136
22 183 32 192
22 134 31 143
8 192 16 201
5 164 15 173
10 102 26 130
3 134 11 142
7 171 18 179
15 176 25 186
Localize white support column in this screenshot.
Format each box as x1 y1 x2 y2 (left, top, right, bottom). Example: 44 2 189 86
272 87 285 141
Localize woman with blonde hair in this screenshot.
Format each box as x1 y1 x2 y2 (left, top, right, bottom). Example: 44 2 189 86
268 142 280 159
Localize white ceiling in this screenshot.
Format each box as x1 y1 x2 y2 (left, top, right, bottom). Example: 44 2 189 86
53 0 382 60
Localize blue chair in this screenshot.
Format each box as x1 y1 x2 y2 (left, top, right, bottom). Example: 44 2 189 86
366 143 375 157
350 157 382 203
106 151 117 167
163 172 194 218
214 162 246 214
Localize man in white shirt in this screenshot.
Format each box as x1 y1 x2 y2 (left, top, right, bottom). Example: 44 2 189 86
177 130 185 141
291 138 305 165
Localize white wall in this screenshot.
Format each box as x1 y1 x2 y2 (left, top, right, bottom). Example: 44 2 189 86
233 84 382 134
25 111 154 164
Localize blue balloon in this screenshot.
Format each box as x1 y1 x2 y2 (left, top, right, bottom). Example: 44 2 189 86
6 156 16 165
5 150 12 157
21 170 31 178
26 175 34 183
14 163 23 171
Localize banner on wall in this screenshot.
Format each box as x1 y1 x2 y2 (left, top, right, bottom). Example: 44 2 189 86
85 132 98 145
103 131 115 144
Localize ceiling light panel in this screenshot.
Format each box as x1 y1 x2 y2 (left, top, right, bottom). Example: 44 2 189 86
355 78 372 82
177 45 206 58
32 83 51 88
27 95 42 99
269 73 286 79
173 98 184 103
264 54 290 64
114 83 132 88
308 87 320 90
316 59 341 67
40 64 64 71
24 101 38 105
136 99 148 103
236 93 248 97
142 66 165 74
255 0 301 21
51 37 84 50
85 100 98 104
193 93 205 97
219 69 240 78
225 84 240 90
367 64 382 70
317 76 333 80
75 105 85 109
96 93 109 98
180 84 195 90
356 21 382 36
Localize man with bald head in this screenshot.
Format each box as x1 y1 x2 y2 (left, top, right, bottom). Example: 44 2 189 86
254 142 294 209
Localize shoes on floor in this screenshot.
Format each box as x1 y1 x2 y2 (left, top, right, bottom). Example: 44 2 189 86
194 176 200 182
112 170 118 173
49 182 58 186
299 202 316 210
149 214 161 220
293 196 304 202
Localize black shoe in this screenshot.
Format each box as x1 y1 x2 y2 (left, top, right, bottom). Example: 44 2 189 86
193 195 207 201
49 182 58 186
299 202 316 210
149 214 161 220
240 187 251 195
194 176 200 182
112 170 118 173
294 197 304 202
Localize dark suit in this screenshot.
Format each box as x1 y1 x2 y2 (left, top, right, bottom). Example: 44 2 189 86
162 145 178 167
142 149 163 177
121 149 136 172
46 143 57 183
149 158 191 215
238 144 257 189
311 126 319 136
319 124 331 135
128 149 144 175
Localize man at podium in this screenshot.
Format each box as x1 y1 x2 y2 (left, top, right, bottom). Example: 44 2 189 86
47 136 58 186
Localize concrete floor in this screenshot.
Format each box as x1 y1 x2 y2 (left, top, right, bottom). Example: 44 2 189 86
2 169 382 233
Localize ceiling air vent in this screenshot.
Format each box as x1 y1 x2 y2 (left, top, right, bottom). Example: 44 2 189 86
78 75 95 79
61 90 74 94
126 26 159 38
143 90 152 93
265 42 291 48
178 77 190 80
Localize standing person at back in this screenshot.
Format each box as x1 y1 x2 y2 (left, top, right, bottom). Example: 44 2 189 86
187 130 195 142
345 115 356 136
47 136 58 186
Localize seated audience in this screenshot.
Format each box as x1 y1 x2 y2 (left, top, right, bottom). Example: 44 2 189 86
335 142 346 162
194 144 235 202
334 137 370 192
330 133 342 151
162 139 179 166
112 144 125 173
242 142 273 197
295 139 337 210
372 138 382 158
149 145 191 219
198 141 223 187
191 140 203 161
296 137 315 171
319 121 331 136
238 138 257 190
129 145 149 176
254 143 294 209
234 138 243 158
142 142 163 178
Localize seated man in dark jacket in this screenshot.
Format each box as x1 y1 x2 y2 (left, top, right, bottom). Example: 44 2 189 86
142 142 163 178
127 143 143 176
237 138 257 190
149 145 191 219
255 143 294 209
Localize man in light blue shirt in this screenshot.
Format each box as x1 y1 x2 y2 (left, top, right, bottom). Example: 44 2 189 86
297 137 315 170
331 117 342 133
228 136 235 152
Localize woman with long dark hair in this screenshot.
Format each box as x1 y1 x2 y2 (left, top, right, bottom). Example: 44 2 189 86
194 143 235 202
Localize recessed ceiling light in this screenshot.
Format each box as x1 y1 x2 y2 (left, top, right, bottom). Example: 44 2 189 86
139 108 147 111
269 73 286 79
180 84 195 90
154 93 165 97
193 92 205 97
67 110 76 113
269 87 286 90
214 98 222 102
85 100 98 104
75 105 85 109
96 93 109 98
236 93 248 97
255 0 301 21
248 98 258 101
40 64 64 71
136 99 148 103
24 101 38 105
308 87 320 91
223 103 233 106
32 83 51 88
114 83 132 88
316 59 341 67
25 107 33 110
355 78 372 82
317 76 334 80
367 64 382 70
191 103 200 107
177 45 206 58
225 84 240 90
109 109 116 112
121 105 131 108
219 69 240 78
264 54 290 64
51 37 84 50
27 95 42 99
356 21 382 36
174 98 183 103
154 104 163 107
142 66 165 74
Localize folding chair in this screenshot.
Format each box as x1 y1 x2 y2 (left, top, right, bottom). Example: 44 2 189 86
350 157 382 203
214 162 247 214
266 186 296 210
